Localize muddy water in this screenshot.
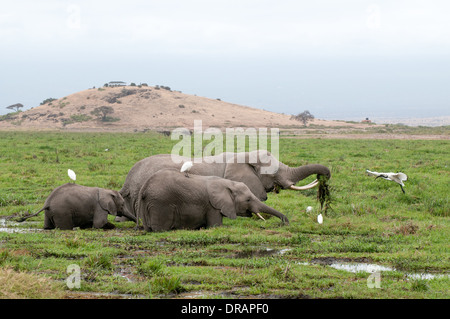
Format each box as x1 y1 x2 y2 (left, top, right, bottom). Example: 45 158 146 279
233 247 291 258
308 258 449 280
0 218 41 233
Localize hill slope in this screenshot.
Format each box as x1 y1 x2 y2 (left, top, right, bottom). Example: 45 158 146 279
1 86 305 131
1 85 378 132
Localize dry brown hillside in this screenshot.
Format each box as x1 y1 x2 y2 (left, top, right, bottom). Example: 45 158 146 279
0 85 370 132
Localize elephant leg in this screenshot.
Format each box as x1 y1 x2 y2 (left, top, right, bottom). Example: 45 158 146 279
52 214 74 230
147 205 177 231
93 208 109 229
43 213 55 230
206 210 223 228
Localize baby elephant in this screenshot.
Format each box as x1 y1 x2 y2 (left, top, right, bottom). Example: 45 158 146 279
137 169 289 232
19 183 136 230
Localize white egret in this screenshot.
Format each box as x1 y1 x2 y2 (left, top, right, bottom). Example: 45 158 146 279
180 161 193 177
68 169 76 182
366 169 407 193
306 206 313 213
317 213 323 224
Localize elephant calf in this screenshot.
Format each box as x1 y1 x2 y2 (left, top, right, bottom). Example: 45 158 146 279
137 169 289 232
19 183 136 230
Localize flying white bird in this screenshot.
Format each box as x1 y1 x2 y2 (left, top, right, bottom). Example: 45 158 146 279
180 161 193 177
366 169 408 193
317 213 323 224
67 169 76 182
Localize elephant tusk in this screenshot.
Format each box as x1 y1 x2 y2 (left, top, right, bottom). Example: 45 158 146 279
256 213 266 221
289 179 319 190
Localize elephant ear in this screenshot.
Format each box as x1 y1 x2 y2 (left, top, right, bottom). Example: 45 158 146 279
224 162 267 201
98 189 118 216
207 179 237 219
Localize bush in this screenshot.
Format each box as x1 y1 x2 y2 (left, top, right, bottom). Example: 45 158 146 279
40 98 57 105
70 114 92 123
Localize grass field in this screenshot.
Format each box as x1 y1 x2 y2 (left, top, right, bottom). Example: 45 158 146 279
0 131 448 299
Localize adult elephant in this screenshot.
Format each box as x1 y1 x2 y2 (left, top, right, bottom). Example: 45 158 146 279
120 150 330 218
137 169 289 231
18 183 137 230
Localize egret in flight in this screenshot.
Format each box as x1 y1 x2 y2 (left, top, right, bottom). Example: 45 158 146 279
366 169 407 193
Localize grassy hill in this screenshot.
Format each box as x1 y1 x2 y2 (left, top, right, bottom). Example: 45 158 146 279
0 85 378 132
0 86 302 131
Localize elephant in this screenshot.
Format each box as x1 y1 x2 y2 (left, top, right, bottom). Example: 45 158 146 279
137 169 289 232
120 150 330 218
18 183 137 230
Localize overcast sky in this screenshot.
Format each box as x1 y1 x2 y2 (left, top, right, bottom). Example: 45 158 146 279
1 0 449 119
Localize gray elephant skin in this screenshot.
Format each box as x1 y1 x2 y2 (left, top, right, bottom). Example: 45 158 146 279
19 183 136 230
121 150 330 218
137 169 289 232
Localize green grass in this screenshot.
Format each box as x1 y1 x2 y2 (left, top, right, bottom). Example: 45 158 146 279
0 131 448 299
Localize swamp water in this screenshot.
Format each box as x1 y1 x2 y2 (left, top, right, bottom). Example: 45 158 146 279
0 218 41 233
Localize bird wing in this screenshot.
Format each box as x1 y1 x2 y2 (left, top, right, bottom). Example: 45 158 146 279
383 172 407 186
366 169 381 177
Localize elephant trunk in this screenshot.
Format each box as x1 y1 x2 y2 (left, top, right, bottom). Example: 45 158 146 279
254 202 289 225
286 164 330 190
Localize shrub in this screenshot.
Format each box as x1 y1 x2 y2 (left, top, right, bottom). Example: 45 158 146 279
40 98 57 105
70 114 92 123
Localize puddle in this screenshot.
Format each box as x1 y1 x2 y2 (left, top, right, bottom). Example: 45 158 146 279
0 218 41 233
331 262 449 280
330 262 394 273
234 247 291 258
307 258 449 281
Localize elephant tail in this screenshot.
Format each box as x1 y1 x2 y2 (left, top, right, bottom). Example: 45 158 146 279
16 207 46 222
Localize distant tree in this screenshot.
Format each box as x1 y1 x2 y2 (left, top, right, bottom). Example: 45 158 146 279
291 110 315 126
40 98 57 105
91 106 115 121
6 103 24 112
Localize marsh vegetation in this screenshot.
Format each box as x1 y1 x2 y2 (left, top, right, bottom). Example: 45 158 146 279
0 131 448 298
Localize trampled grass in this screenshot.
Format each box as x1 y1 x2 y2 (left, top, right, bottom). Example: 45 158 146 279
0 131 448 299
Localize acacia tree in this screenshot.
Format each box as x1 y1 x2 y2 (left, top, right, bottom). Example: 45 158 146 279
6 103 23 112
291 110 315 126
91 106 115 121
